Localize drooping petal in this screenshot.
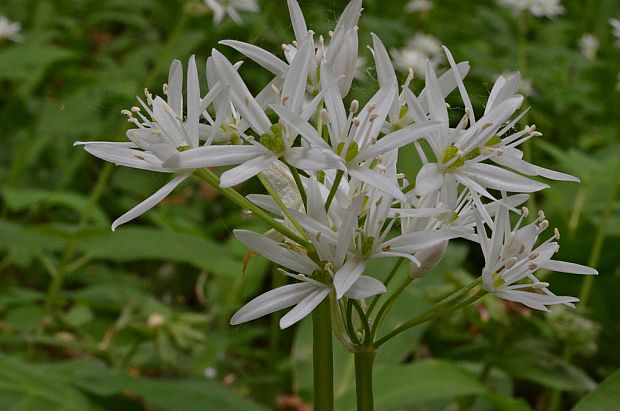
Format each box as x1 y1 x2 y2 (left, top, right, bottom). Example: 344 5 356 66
111 174 190 231
77 141 169 173
280 287 330 328
233 229 319 274
460 163 549 193
230 282 316 325
344 275 387 299
349 168 406 202
382 229 464 254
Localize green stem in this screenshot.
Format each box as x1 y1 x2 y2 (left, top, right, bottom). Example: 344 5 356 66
369 276 413 342
351 300 371 345
194 168 311 248
313 298 334 411
325 170 344 212
374 283 483 348
366 258 404 318
354 348 376 411
285 160 308 207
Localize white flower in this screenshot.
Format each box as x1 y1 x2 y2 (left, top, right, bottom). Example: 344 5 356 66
475 202 597 311
230 229 386 328
610 18 620 48
204 0 259 25
0 15 22 42
76 57 224 230
498 0 564 18
391 33 442 76
579 34 599 61
406 0 433 13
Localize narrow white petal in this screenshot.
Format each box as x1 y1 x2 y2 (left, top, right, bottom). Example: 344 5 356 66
383 229 463 253
167 60 183 115
79 142 168 173
349 168 406 202
286 147 345 171
344 275 386 299
443 46 474 125
425 60 449 123
335 196 364 265
272 104 328 148
333 259 366 299
279 287 329 328
287 0 309 44
462 163 549 193
542 260 598 275
419 61 470 112
163 144 267 169
233 229 319 273
247 194 282 215
187 55 200 147
415 163 444 196
363 121 441 159
321 66 347 139
219 40 288 76
112 174 189 231
231 283 316 325
220 155 277 187
282 36 313 114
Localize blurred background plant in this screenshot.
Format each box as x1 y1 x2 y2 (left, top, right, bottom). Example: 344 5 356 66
0 0 618 410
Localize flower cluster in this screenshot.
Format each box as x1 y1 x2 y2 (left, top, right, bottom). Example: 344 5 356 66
77 0 596 329
498 0 564 18
0 15 22 42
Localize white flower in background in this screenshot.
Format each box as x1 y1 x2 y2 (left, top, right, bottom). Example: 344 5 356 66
0 15 22 42
579 34 599 61
498 0 564 18
391 33 442 76
204 0 259 25
76 57 224 230
475 202 597 311
610 18 620 47
406 0 433 13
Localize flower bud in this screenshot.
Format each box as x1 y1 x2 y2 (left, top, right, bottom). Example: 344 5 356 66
409 240 448 278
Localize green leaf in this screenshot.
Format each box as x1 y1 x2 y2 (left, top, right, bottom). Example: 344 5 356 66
76 227 240 277
0 353 92 411
0 220 64 266
572 368 620 411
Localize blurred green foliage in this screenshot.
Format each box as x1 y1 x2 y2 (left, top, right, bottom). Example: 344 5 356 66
0 0 619 409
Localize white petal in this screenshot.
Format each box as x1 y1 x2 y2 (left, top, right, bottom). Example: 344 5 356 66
287 0 309 44
424 61 449 123
112 174 189 231
333 258 366 299
383 229 463 253
231 282 316 325
542 260 598 275
419 61 470 112
320 66 347 140
233 229 319 273
461 163 549 193
443 46 474 125
335 196 364 265
285 147 345 171
492 152 580 183
79 142 168 173
485 73 520 114
344 275 387 299
220 154 277 187
415 163 444 196
281 36 313 114
187 55 200 147
349 168 406 202
219 40 288 76
363 121 441 159
167 60 183 114
280 287 329 328
247 194 281 215
163 144 267 169
272 104 328 148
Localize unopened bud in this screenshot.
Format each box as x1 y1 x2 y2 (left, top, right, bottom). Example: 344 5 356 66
409 241 448 278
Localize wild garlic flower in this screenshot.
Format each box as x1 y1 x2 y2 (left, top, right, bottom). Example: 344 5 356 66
476 202 597 311
406 0 433 13
76 57 224 230
579 34 599 61
391 33 442 76
204 0 259 25
498 0 564 18
0 15 22 42
610 18 620 47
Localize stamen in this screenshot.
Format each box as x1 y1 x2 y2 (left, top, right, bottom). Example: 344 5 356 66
321 108 330 124
528 263 538 271
505 256 518 269
350 100 359 114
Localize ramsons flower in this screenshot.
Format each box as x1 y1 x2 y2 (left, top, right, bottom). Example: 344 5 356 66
475 201 597 311
0 15 22 42
204 0 259 25
498 0 564 18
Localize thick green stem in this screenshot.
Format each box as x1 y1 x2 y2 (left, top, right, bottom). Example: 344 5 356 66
354 348 376 411
313 298 334 411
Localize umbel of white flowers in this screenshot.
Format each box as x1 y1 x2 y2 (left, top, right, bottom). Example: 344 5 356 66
76 0 596 329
